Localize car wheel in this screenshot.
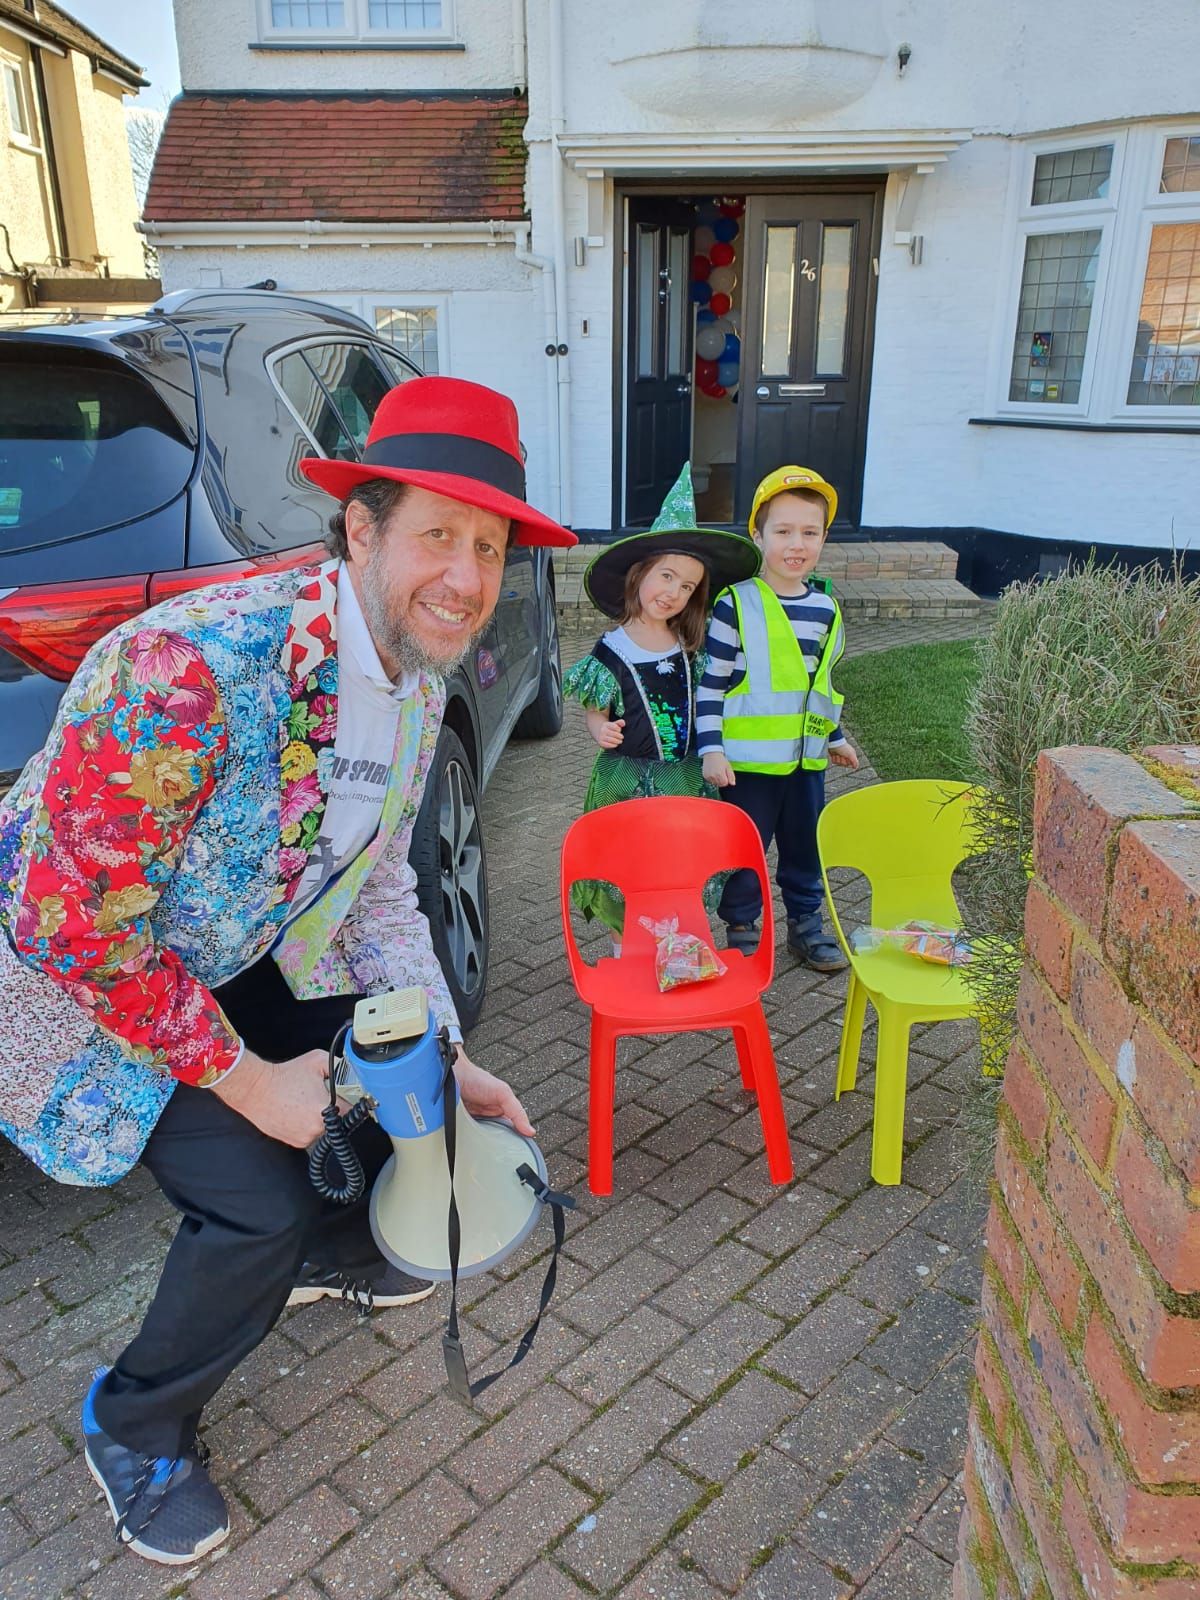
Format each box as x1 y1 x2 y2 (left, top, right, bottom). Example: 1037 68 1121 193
513 586 563 739
409 727 489 1032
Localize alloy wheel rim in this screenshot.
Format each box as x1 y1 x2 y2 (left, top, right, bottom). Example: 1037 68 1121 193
437 758 486 1001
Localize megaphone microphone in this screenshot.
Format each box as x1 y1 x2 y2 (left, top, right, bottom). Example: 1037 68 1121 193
308 989 575 1402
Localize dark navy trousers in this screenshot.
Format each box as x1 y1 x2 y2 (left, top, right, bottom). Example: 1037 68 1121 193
716 765 827 927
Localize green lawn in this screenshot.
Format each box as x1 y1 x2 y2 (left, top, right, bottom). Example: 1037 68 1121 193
838 639 980 781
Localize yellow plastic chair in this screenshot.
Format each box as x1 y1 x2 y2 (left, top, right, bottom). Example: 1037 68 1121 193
817 779 982 1186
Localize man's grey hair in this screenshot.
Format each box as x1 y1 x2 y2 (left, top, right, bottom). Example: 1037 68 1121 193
325 479 410 559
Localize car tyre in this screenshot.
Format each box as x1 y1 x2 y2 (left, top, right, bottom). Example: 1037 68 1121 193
513 586 563 739
409 727 489 1033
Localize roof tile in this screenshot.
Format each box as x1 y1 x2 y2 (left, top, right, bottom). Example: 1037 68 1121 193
144 93 529 225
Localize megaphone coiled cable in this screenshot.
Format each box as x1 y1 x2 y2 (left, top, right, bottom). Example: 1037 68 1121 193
308 1023 373 1203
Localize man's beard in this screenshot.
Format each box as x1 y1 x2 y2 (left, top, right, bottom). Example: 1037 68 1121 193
362 542 483 678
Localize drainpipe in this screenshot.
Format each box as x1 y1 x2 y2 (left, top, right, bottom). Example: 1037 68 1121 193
547 0 573 528
29 47 69 265
511 0 527 91
513 222 562 526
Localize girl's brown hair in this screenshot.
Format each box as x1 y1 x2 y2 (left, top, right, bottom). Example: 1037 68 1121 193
618 553 710 654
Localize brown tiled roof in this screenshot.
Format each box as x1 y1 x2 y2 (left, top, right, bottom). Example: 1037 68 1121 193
0 0 146 87
144 93 529 225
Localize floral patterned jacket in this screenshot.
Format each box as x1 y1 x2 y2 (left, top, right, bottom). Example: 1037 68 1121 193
0 560 456 1186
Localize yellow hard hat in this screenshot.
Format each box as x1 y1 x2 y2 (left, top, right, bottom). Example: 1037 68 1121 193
749 466 838 536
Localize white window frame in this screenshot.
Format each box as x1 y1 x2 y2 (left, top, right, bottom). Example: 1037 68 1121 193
991 122 1200 427
317 293 451 375
2 55 37 151
1109 125 1200 421
257 0 455 44
991 131 1127 419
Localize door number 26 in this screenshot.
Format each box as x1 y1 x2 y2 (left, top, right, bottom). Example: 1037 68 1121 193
799 259 817 281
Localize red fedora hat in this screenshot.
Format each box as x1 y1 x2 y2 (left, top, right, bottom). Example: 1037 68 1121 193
300 375 576 548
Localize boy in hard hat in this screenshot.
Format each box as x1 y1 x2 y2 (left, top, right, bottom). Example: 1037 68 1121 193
695 466 858 969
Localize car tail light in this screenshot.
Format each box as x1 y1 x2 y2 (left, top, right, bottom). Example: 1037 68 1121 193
0 544 324 682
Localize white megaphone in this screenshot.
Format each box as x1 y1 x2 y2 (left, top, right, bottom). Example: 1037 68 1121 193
309 988 574 1399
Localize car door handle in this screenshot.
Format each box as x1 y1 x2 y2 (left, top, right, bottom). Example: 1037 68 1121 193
779 383 827 396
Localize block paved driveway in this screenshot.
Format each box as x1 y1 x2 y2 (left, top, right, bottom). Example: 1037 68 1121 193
0 617 989 1600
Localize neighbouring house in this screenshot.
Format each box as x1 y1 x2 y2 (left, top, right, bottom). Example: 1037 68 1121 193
145 1 1199 586
0 0 159 314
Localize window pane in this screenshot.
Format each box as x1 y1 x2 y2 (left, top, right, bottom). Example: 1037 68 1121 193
271 0 345 25
1161 136 1200 194
815 224 853 375
275 352 357 460
302 343 391 452
761 226 796 374
1031 145 1112 205
0 356 195 549
1127 222 1200 407
375 306 438 373
636 225 658 379
3 63 29 138
1008 229 1101 403
666 229 688 376
368 0 443 27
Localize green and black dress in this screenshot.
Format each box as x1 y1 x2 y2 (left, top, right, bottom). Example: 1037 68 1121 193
562 626 717 932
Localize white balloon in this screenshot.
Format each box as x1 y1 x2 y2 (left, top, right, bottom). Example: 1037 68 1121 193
694 226 716 255
695 323 726 361
708 265 738 295
725 307 741 333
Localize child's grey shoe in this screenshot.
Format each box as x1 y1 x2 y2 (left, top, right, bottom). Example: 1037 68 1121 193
725 922 759 954
787 915 848 972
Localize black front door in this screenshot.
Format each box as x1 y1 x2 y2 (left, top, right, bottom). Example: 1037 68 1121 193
735 192 880 529
624 200 695 526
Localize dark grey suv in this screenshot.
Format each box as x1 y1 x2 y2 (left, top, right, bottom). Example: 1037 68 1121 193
0 289 564 1028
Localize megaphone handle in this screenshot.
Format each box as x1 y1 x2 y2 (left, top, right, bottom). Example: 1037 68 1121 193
439 1060 572 1405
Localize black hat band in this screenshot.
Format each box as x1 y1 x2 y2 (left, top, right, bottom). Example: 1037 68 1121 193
361 432 525 500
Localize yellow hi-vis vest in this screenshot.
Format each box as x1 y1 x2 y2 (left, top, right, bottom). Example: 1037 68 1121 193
721 577 845 775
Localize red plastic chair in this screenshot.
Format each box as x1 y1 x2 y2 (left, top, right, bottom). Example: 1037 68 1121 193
560 796 794 1195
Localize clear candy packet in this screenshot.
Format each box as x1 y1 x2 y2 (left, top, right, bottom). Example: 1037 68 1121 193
638 915 728 991
849 921 973 967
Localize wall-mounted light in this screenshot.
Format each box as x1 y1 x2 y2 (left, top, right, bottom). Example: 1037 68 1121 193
897 42 912 77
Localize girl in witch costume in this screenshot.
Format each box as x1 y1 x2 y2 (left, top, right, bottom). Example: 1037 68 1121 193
562 464 761 937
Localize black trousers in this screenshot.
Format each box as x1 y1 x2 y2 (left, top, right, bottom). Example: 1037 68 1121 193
92 958 393 1459
716 765 827 927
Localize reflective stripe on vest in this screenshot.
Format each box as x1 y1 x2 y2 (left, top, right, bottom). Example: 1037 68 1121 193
721 577 845 774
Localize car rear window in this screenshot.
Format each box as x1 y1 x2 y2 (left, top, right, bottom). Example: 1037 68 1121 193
0 352 197 552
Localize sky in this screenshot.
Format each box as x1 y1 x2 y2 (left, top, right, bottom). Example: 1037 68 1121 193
65 0 182 107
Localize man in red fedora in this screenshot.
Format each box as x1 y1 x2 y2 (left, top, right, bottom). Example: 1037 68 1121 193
0 377 575 1563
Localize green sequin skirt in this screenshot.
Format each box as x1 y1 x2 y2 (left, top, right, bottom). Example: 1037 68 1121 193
572 753 723 934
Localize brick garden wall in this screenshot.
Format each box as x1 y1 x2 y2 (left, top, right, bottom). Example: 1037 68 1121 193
954 745 1200 1600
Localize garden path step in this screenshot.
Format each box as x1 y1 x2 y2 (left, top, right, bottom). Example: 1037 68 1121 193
554 541 979 626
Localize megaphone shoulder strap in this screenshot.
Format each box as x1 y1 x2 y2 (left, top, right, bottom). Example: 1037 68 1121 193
439 1061 575 1403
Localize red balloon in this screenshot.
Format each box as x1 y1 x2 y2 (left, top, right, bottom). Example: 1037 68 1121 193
695 357 719 385
709 292 732 317
699 381 727 399
719 198 746 218
709 241 735 267
690 253 712 281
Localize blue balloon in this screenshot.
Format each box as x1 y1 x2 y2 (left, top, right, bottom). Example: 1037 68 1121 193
717 359 740 387
696 307 717 323
721 333 741 363
689 279 712 305
696 200 720 223
712 215 739 243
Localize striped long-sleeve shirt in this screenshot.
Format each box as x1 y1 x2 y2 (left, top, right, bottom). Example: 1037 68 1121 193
695 585 847 755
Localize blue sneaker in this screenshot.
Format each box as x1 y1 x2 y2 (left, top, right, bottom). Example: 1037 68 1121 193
82 1371 229 1564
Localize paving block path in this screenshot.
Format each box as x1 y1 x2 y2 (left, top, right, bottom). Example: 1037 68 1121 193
0 619 990 1600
